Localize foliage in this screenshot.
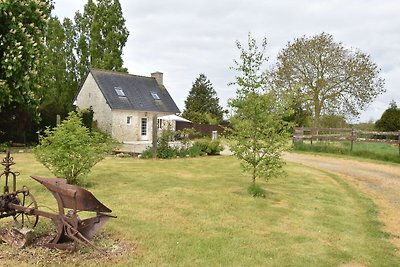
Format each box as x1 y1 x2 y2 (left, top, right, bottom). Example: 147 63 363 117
0 103 38 144
0 0 51 112
229 33 292 185
375 100 400 132
157 145 177 159
176 128 201 149
74 0 129 81
79 108 94 131
33 111 117 185
320 114 348 128
283 100 312 127
38 0 129 129
182 145 203 157
140 131 221 159
247 183 266 198
38 16 79 127
192 138 223 155
156 127 176 159
139 147 155 159
274 32 385 127
353 120 376 131
182 74 225 124
0 142 11 152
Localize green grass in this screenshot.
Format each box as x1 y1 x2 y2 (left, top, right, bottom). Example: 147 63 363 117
293 140 400 163
1 153 399 266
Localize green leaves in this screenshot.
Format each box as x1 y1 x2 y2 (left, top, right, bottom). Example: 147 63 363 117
0 0 51 111
229 33 292 186
182 74 224 124
375 101 400 132
74 0 129 80
274 32 385 126
33 111 118 185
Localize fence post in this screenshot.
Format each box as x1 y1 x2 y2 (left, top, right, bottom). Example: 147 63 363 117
292 127 303 144
350 128 354 152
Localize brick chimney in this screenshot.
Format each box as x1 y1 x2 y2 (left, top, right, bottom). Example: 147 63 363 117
151 71 163 86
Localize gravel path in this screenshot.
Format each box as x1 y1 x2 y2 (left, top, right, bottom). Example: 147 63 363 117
283 152 400 249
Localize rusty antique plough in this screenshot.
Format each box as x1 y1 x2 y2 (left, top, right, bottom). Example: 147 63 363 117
0 151 115 250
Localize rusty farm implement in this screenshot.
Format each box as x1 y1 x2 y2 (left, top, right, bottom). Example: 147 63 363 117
0 151 115 250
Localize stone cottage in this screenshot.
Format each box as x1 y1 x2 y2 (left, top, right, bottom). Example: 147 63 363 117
74 68 180 152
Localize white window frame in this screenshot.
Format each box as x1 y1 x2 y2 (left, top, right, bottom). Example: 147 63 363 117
127 116 132 125
157 119 163 129
141 118 147 136
114 86 126 97
151 91 160 100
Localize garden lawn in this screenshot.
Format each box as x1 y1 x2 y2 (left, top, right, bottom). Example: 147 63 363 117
1 153 399 266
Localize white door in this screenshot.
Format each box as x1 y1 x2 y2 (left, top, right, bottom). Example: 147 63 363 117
140 117 148 140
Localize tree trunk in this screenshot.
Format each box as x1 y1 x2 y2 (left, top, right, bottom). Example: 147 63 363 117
314 104 321 128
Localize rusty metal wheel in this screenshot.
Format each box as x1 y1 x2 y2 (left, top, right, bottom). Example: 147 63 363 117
13 188 39 228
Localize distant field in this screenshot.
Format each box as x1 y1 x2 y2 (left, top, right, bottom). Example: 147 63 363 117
1 153 399 266
292 140 400 163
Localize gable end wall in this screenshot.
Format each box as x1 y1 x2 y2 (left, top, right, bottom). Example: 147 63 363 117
75 73 113 134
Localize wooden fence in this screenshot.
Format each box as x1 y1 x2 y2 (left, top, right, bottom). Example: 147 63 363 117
293 127 400 155
176 121 226 138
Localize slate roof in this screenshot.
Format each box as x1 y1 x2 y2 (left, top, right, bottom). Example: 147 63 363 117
85 68 180 113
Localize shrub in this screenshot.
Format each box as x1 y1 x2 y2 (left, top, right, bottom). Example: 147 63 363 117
193 138 223 155
247 183 266 198
177 145 203 158
156 128 177 159
80 108 94 131
33 111 118 185
140 147 155 159
157 145 177 159
0 142 11 152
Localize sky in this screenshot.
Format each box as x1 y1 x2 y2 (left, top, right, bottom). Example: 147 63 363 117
53 0 400 123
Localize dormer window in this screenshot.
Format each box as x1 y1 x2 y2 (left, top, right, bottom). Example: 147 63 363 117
151 91 160 100
114 87 126 97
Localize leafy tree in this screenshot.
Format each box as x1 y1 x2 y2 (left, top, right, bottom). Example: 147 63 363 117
39 16 79 126
74 0 129 81
182 74 224 124
375 100 400 132
33 111 118 185
228 34 291 188
320 114 348 128
39 0 129 126
284 100 312 127
0 0 51 111
274 32 385 127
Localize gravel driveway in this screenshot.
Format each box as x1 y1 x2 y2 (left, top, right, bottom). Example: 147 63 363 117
283 152 400 249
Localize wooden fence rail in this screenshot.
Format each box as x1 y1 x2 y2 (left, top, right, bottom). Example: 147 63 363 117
293 127 400 155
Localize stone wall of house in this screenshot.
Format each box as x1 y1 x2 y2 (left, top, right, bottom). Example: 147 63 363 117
111 110 171 142
75 73 113 134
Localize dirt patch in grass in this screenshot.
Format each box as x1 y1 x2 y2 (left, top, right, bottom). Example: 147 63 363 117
0 225 135 266
284 152 400 252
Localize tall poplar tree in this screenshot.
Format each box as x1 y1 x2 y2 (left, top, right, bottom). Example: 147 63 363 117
182 74 224 124
74 0 129 81
39 16 79 126
40 0 129 126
